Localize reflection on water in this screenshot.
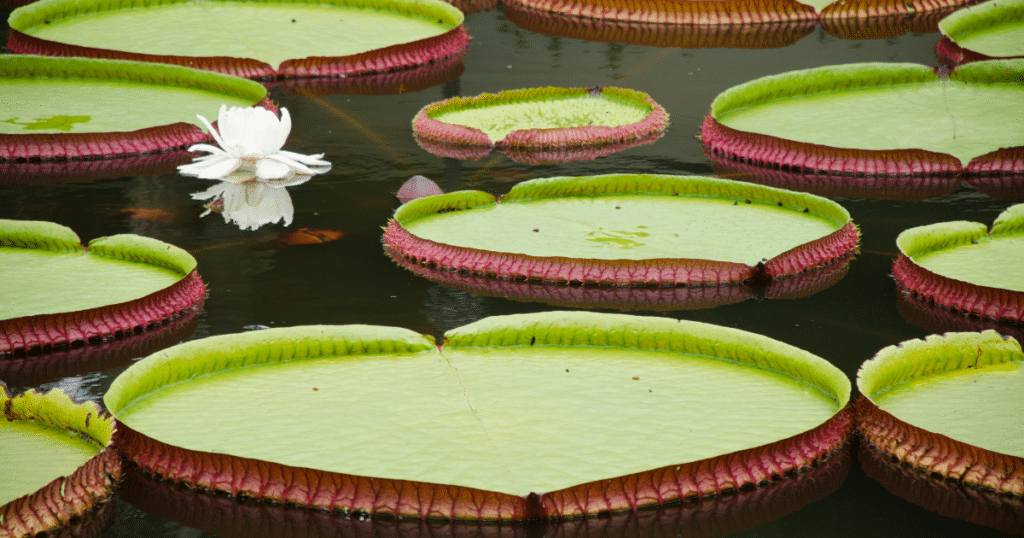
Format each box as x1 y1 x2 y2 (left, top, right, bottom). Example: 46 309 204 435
192 176 311 231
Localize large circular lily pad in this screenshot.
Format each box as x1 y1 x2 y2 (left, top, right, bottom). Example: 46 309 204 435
702 60 1024 177
384 174 858 286
857 331 1024 497
106 312 852 520
0 219 206 354
0 55 270 162
412 86 668 164
7 0 468 79
936 0 1024 67
894 203 1024 324
0 387 120 538
501 0 972 27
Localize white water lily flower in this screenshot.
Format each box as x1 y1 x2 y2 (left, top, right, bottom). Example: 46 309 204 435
192 175 311 230
178 105 331 182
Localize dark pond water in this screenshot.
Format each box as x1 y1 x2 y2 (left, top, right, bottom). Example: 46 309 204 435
1 5 1022 537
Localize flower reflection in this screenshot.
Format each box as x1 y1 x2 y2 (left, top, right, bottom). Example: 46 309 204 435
178 105 331 182
192 176 310 231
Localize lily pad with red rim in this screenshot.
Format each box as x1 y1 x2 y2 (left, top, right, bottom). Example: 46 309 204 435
936 0 1024 67
384 174 858 286
7 0 469 80
0 219 206 354
702 60 1024 178
412 86 669 164
893 203 1024 324
501 0 972 28
105 311 852 520
0 55 271 162
856 331 1024 497
0 387 120 538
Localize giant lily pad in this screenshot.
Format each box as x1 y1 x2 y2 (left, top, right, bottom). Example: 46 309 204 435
106 312 852 520
702 60 1024 177
412 86 668 164
936 0 1024 67
893 204 1024 324
0 55 270 162
0 219 206 354
7 0 468 80
501 0 972 27
0 387 120 538
384 174 858 287
857 331 1024 497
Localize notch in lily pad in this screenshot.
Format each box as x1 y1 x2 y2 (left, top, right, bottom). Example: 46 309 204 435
7 0 469 80
105 311 852 520
412 86 669 164
0 219 206 355
894 203 1024 325
703 60 1024 178
384 174 858 287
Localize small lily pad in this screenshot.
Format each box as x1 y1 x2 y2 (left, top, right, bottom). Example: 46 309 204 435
857 331 1024 497
0 219 206 354
702 60 1024 177
8 0 468 79
894 203 1024 324
106 312 852 520
0 55 270 162
413 86 668 163
936 0 1024 67
0 387 120 538
384 174 858 286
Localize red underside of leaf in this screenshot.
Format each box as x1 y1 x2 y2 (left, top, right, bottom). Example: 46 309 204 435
818 0 972 22
503 5 815 49
702 116 967 177
501 0 818 24
0 271 206 354
0 309 199 387
416 130 666 165
272 56 464 98
0 150 192 185
0 97 276 162
0 445 121 538
414 136 493 160
117 443 849 537
819 6 952 39
709 157 962 201
965 147 1024 177
6 27 469 80
115 405 851 521
856 395 1024 497
383 219 857 286
386 246 850 310
893 254 1024 324
858 441 1024 534
443 0 501 13
896 294 1024 346
935 34 1024 69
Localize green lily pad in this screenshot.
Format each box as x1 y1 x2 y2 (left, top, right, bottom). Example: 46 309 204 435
939 0 1024 59
894 204 1024 323
384 174 858 286
0 219 206 353
105 311 851 520
703 60 1024 174
857 331 1024 496
8 0 467 78
413 86 668 163
0 55 268 161
1 387 119 538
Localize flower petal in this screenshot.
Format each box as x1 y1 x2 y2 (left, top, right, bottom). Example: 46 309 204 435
196 111 228 152
178 153 233 177
278 149 331 167
265 153 319 176
193 156 242 180
255 158 293 181
186 144 228 156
